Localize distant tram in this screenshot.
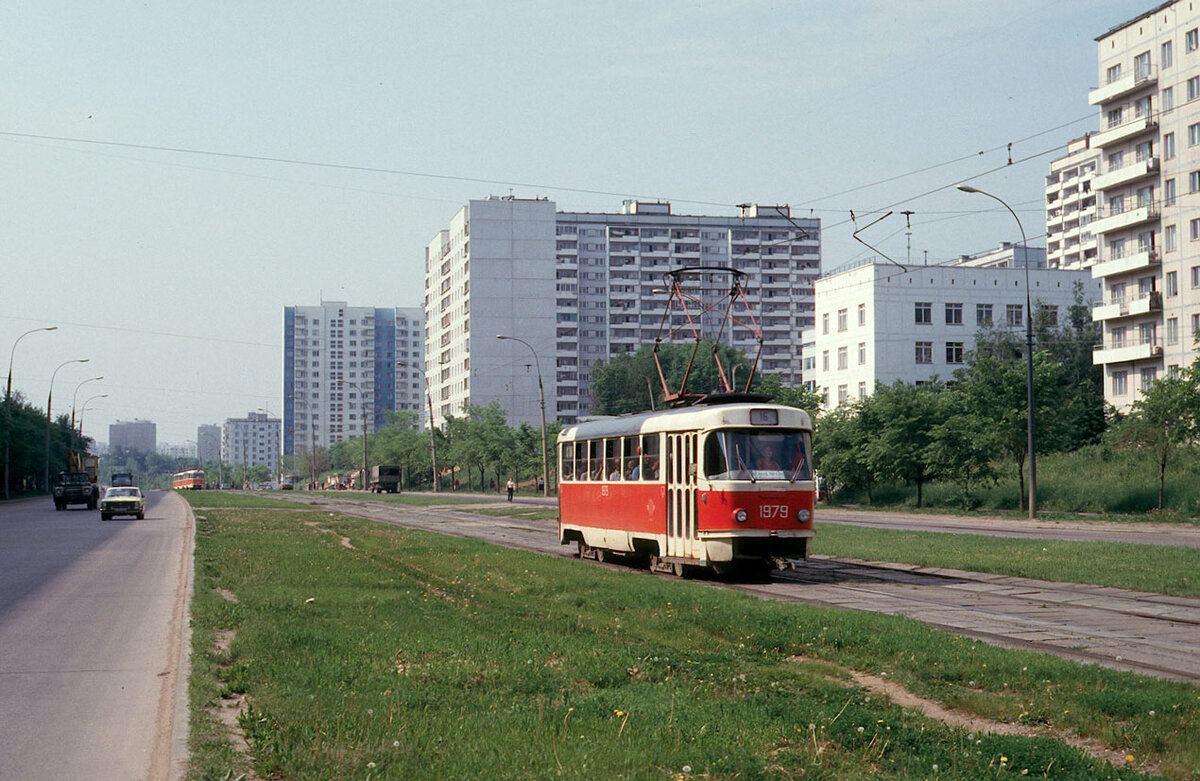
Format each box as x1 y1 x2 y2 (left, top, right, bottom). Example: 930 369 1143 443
557 398 815 576
172 469 206 490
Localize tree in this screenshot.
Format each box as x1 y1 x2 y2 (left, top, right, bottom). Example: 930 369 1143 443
812 400 875 502
1110 368 1200 510
862 381 943 507
755 374 825 413
924 388 1000 507
589 340 759 415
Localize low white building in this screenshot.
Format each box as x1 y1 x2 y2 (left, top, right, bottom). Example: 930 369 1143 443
222 411 281 476
808 254 1100 407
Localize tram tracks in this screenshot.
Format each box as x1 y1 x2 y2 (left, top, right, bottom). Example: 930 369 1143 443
289 495 1200 682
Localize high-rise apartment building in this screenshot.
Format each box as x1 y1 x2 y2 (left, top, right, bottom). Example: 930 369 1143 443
1045 135 1101 270
425 197 820 425
197 424 221 464
1089 1 1200 408
221 411 281 476
108 419 157 454
282 302 424 456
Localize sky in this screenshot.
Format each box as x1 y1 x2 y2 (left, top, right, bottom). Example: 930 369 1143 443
0 0 1154 445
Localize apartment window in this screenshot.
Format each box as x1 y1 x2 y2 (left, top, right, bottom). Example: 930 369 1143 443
1108 150 1124 170
1113 325 1127 347
837 308 848 332
914 302 932 324
1111 237 1126 259
1163 86 1175 112
1189 123 1200 146
1106 63 1122 83
822 312 829 334
1194 314 1200 338
1134 50 1151 78
1166 224 1178 253
822 351 829 371
1192 265 1200 288
1006 304 1023 327
945 342 964 364
945 302 963 325
1044 305 1059 326
915 341 933 364
1163 40 1174 69
837 385 848 404
1141 367 1158 391
976 303 993 325
1112 370 1128 396
1192 219 1200 241
857 303 866 326
1190 75 1200 100
1191 171 1200 193
1106 107 1123 128
1168 317 1179 345
858 381 867 399
837 346 848 370
858 342 867 365
1167 270 1178 296
1165 177 1176 205
1188 28 1199 52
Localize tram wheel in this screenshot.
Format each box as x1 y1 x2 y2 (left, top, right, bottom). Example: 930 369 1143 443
672 562 686 578
594 548 605 563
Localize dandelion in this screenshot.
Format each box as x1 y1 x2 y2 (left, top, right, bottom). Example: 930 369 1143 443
367 762 376 768
932 764 939 772
1001 755 1008 763
1126 754 1135 763
1149 710 1156 716
615 709 624 717
393 740 400 747
682 766 691 773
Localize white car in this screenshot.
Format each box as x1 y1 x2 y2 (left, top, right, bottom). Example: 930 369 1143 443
100 486 145 520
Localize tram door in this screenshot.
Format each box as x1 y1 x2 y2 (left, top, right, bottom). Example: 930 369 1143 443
665 432 698 560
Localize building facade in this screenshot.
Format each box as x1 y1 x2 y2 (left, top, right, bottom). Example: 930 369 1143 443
1045 134 1101 270
1089 1 1200 408
424 197 820 426
196 424 221 464
282 302 424 456
806 257 1099 407
108 419 157 454
158 441 197 460
221 411 281 476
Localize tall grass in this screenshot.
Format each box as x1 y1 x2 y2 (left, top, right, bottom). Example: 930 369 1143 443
186 504 1199 780
835 443 1200 518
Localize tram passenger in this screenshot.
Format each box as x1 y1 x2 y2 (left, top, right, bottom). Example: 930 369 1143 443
643 456 659 480
754 444 782 471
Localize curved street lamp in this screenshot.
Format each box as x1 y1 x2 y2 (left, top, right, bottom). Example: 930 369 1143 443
5 325 58 499
71 376 104 432
957 184 1037 519
46 358 89 490
398 360 439 491
497 334 549 497
76 394 108 438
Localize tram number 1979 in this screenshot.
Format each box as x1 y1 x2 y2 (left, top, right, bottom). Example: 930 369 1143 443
760 504 790 519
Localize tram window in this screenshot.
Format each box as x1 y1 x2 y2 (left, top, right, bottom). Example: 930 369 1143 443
605 437 621 481
622 436 639 479
588 440 603 480
574 441 586 482
560 444 575 481
703 429 811 481
641 434 660 480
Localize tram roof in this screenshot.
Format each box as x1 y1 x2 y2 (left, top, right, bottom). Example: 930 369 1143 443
558 402 812 442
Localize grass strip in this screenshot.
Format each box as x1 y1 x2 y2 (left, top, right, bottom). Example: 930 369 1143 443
813 523 1200 598
185 502 1198 780
180 491 309 509
309 491 489 507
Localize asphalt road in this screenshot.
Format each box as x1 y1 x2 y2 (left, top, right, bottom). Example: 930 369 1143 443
0 491 192 781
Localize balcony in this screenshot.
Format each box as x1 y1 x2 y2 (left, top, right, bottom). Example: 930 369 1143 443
1093 336 1162 365
1089 201 1160 235
1092 156 1159 191
1089 67 1157 105
1091 291 1162 321
1091 112 1158 148
1090 247 1159 278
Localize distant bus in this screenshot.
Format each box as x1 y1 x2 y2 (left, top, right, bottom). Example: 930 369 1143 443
172 469 206 490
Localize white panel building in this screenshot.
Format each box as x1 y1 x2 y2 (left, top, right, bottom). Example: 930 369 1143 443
425 197 820 425
1045 135 1101 270
222 411 281 476
282 302 424 455
806 256 1100 407
1088 1 1200 408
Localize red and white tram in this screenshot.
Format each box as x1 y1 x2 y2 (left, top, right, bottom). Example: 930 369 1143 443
557 398 814 576
172 469 206 490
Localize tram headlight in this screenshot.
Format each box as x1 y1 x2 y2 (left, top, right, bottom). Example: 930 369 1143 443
733 509 748 523
796 509 811 523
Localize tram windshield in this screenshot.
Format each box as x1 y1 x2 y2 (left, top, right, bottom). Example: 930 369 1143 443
703 429 812 482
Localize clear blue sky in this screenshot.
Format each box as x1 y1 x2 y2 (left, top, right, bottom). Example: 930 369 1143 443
0 0 1150 444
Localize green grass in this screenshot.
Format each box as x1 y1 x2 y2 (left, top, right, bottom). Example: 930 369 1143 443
180 490 308 509
309 490 490 506
813 523 1200 598
187 506 1199 780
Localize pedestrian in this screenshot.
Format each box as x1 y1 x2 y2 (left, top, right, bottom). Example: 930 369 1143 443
506 478 515 502
537 475 544 493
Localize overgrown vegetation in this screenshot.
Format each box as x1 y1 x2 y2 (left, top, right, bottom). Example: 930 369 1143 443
186 500 1197 780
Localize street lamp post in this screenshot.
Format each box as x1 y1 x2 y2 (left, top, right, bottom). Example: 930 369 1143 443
958 184 1037 519
398 360 438 492
497 335 550 497
71 376 103 433
5 326 58 499
337 381 369 490
46 358 89 490
76 394 108 438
